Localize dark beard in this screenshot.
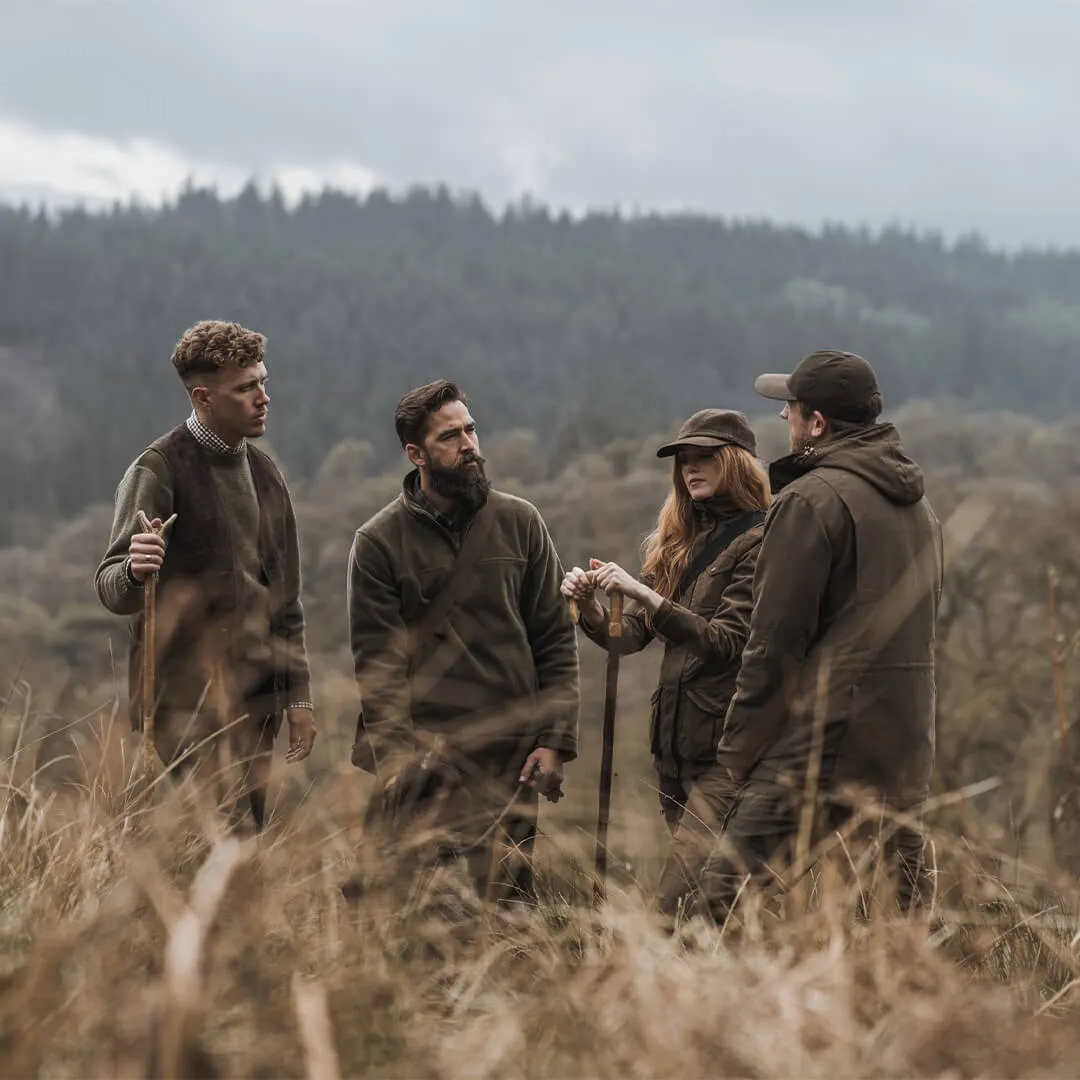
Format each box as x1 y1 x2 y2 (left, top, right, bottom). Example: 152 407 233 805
428 454 491 516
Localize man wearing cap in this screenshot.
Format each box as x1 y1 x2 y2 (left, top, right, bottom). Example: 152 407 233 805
702 350 943 919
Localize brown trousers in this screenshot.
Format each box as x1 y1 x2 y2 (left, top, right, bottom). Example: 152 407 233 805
655 766 740 915
366 740 540 906
153 707 280 831
699 774 928 922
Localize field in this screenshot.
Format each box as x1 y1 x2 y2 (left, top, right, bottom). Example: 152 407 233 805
3 402 1080 1077
1 710 1079 1079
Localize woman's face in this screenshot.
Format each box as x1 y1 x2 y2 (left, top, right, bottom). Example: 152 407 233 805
676 446 724 500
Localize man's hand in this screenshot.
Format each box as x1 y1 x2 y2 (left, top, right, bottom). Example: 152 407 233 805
520 746 564 802
285 707 316 763
127 521 168 581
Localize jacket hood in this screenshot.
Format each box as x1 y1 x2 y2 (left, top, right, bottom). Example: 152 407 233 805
770 422 925 505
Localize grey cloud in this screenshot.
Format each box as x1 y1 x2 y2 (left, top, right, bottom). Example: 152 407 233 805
2 0 1079 246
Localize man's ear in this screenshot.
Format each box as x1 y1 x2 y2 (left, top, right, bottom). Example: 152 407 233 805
190 385 212 411
405 442 426 470
810 410 828 439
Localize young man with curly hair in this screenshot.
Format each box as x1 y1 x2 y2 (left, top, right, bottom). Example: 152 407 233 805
95 320 316 828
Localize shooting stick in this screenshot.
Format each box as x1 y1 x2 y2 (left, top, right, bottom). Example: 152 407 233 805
594 589 622 902
136 510 177 775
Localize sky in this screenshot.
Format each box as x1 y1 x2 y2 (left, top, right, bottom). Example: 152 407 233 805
2 0 1079 248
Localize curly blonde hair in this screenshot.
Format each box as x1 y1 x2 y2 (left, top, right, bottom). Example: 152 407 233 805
170 320 266 386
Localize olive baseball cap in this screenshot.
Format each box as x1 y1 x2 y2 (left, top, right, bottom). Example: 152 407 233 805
656 408 757 458
755 350 881 423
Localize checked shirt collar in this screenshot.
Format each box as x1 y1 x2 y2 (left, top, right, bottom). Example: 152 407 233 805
186 411 246 456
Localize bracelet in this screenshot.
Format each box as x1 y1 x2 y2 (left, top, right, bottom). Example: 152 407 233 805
124 557 145 588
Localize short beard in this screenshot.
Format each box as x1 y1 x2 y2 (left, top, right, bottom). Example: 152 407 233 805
428 454 491 516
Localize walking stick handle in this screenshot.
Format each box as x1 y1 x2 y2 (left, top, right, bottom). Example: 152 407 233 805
137 510 178 537
567 569 624 638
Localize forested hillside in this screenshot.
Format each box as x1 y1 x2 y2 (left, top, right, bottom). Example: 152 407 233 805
5 188 1080 1074
3 182 1080 543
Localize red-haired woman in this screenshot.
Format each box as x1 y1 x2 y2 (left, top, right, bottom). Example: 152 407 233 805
561 409 771 913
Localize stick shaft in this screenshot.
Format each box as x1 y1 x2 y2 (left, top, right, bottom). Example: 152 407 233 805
134 509 175 768
142 575 157 754
1048 568 1075 774
594 591 623 902
594 653 619 900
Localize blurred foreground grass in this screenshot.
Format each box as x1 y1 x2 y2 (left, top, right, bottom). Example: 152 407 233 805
0 692 1079 1080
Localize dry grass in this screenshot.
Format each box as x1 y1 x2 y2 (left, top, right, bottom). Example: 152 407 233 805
6 411 1080 1076
0 710 1079 1080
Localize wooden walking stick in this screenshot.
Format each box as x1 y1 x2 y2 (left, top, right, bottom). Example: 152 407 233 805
137 510 177 776
1048 564 1080 830
593 590 623 903
566 568 624 901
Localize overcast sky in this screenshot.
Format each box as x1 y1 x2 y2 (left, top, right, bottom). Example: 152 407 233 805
2 0 1078 248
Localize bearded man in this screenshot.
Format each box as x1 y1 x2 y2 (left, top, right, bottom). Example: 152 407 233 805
347 379 579 903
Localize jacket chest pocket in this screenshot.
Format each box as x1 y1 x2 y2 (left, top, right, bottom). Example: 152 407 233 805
477 555 527 602
685 555 735 615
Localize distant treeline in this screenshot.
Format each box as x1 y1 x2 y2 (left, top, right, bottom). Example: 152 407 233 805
3 182 1080 543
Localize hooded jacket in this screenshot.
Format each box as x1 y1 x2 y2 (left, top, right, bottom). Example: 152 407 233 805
718 423 943 805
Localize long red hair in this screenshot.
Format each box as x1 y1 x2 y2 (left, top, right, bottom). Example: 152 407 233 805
641 444 771 601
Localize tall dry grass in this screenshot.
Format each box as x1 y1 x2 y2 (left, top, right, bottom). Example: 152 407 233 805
0 697 1079 1080
3 439 1080 1076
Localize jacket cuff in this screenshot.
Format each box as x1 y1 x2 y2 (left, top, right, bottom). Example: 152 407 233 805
651 598 676 629
650 598 702 646
576 604 610 649
536 730 578 763
287 677 313 707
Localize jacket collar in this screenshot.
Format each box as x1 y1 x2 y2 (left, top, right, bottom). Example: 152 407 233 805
768 443 821 494
402 469 475 536
692 494 745 529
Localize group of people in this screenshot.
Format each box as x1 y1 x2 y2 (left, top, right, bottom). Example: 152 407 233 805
95 319 943 920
